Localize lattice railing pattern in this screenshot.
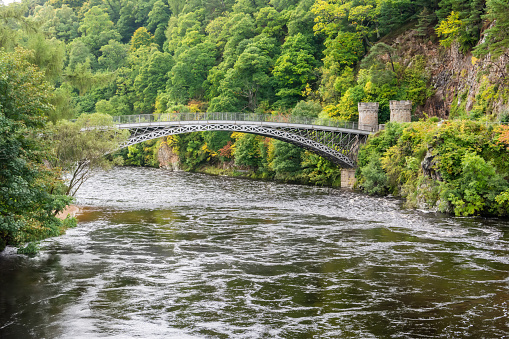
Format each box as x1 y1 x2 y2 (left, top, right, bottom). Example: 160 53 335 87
116 118 371 168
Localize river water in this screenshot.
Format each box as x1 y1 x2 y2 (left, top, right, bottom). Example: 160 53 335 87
1 167 508 338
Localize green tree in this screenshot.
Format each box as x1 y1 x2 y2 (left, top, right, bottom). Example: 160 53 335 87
134 49 174 113
216 41 273 111
273 33 317 107
34 4 79 42
98 39 129 71
301 152 341 186
320 31 363 104
167 41 216 104
78 6 121 55
447 151 507 216
130 26 155 51
474 0 509 60
291 100 322 118
233 133 263 169
147 0 171 47
270 140 303 179
0 48 73 252
48 113 129 196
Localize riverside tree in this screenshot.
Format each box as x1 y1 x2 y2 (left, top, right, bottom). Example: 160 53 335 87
48 113 129 196
0 48 73 252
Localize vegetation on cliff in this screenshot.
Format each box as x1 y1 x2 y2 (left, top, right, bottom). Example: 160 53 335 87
358 121 509 216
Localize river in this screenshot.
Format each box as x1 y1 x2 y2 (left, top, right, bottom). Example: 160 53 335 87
1 167 508 338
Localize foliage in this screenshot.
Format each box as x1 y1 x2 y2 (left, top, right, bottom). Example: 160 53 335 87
0 49 73 251
47 113 129 196
301 152 341 186
436 11 463 48
357 120 509 216
473 0 509 60
232 133 264 169
270 140 303 180
291 100 322 118
272 33 317 107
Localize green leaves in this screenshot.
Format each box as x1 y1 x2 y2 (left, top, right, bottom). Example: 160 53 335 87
436 11 462 48
48 113 129 196
473 0 509 60
357 120 509 216
0 49 73 251
270 140 303 179
273 33 317 107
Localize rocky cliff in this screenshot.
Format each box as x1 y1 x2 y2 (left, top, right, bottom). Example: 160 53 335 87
158 142 180 171
393 27 508 120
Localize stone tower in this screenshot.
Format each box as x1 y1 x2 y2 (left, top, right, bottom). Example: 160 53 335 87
358 102 379 131
389 100 412 122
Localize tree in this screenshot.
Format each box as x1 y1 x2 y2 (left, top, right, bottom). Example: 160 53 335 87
474 0 509 60
0 3 37 51
217 42 273 111
273 33 317 107
133 49 174 113
361 42 397 72
233 133 263 169
98 39 129 71
435 11 463 48
320 31 363 104
291 100 322 118
147 0 170 47
48 113 129 196
436 0 485 51
78 6 121 55
167 41 216 103
270 140 303 179
130 27 155 51
0 48 73 252
34 4 79 42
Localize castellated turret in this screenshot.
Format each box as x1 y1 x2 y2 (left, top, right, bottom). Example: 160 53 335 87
358 102 379 131
389 100 412 123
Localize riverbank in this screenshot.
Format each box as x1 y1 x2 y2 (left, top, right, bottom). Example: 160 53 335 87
192 163 342 187
56 205 80 220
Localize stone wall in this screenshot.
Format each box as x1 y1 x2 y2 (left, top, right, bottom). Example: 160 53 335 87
341 168 357 189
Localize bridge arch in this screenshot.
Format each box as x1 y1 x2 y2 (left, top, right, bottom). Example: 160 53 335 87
117 119 370 168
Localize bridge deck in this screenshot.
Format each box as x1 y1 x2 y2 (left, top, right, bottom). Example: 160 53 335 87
115 119 372 135
111 113 374 168
112 113 373 135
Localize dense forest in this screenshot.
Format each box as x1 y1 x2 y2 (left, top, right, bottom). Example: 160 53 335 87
1 0 509 251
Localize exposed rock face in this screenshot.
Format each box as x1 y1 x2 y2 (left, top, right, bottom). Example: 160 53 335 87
421 149 442 182
158 142 180 171
392 28 509 119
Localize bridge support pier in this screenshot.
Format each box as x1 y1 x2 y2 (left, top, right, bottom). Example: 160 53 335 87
341 168 357 189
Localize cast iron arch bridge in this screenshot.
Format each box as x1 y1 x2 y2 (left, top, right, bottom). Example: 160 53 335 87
113 113 373 168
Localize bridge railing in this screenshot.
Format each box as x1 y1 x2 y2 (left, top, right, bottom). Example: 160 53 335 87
112 112 359 130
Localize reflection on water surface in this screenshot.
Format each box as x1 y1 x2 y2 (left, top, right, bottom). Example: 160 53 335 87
1 167 508 338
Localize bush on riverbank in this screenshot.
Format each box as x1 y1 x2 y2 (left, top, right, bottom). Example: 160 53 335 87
357 121 509 216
